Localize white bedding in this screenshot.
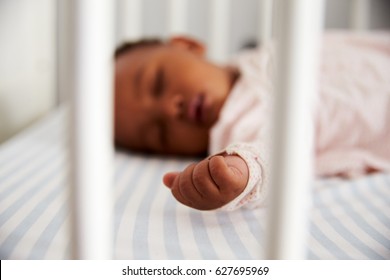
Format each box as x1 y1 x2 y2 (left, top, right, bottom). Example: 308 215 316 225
0 108 389 259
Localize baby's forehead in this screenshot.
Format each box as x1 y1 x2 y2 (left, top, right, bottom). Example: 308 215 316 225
115 46 163 81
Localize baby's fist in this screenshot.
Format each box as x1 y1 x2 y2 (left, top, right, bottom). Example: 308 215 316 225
163 154 249 210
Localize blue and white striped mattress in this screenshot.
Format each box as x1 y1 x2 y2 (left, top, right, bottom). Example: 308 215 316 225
1 108 389 259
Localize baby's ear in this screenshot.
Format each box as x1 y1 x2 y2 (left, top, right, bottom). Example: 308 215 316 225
168 36 206 56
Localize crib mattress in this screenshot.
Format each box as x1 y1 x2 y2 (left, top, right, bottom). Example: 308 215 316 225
0 108 389 259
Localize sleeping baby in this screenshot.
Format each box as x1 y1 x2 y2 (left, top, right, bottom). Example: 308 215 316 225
114 31 390 211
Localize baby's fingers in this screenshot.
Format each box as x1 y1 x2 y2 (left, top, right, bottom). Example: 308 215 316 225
169 164 204 209
171 161 222 210
209 155 248 195
163 172 180 189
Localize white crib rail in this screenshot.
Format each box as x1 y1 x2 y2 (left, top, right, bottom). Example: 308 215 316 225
167 0 188 34
266 0 324 259
209 0 231 62
351 0 370 30
117 0 142 41
67 0 115 259
258 0 274 43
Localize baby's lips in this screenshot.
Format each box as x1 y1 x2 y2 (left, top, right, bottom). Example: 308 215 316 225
187 94 205 124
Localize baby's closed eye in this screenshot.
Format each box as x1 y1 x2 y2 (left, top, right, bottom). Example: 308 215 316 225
153 67 165 97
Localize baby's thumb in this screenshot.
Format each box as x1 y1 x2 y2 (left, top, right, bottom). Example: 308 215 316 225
223 155 249 184
209 155 249 190
163 172 180 189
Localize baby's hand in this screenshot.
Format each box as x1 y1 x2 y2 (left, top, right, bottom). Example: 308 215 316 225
163 155 249 210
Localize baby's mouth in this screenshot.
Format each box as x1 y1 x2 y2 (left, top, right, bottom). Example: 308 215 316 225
188 94 206 124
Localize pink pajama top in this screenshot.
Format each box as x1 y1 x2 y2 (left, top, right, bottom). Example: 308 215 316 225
210 31 390 211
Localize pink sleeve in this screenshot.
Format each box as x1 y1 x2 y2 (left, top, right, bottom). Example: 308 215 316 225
218 142 270 211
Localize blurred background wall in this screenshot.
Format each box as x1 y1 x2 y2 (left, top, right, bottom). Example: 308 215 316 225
0 0 389 143
0 0 56 143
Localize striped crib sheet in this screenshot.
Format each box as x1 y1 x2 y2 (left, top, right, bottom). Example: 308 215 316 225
0 108 389 259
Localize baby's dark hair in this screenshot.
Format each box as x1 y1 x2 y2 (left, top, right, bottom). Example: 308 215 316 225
114 38 163 58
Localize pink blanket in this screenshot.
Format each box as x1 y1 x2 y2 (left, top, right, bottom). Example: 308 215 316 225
210 31 390 179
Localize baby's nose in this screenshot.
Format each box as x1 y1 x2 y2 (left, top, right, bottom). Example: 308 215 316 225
161 94 184 119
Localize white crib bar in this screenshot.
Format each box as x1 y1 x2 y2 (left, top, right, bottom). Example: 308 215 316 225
117 0 142 41
68 0 114 259
258 0 274 43
56 0 71 105
209 0 230 62
351 0 370 30
266 0 324 259
167 0 188 34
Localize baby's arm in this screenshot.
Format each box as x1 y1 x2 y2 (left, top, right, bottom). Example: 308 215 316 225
163 154 249 210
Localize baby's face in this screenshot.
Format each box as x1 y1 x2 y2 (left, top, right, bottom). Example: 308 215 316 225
114 38 236 156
